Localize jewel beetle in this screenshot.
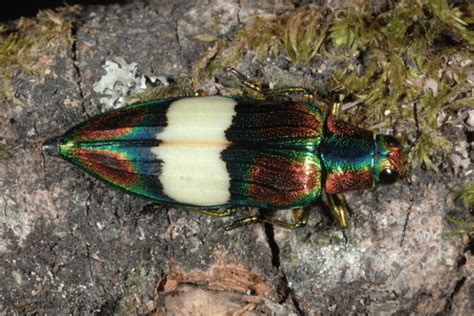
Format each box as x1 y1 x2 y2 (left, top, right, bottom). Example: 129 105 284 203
43 78 404 229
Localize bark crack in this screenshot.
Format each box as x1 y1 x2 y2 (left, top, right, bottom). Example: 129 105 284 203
263 223 304 315
400 211 411 246
442 247 469 313
400 182 414 246
264 223 280 268
443 276 466 313
70 21 86 116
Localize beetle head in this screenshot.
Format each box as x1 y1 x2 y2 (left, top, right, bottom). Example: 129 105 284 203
373 134 404 184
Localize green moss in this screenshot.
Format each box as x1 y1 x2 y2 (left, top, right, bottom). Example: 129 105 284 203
0 32 32 67
408 131 452 170
460 183 474 208
448 183 474 236
197 6 330 74
329 0 473 169
282 8 330 65
330 7 371 51
449 217 474 236
429 0 474 47
0 144 11 160
0 6 80 105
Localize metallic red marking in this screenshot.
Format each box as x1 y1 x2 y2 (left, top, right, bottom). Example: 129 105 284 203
389 146 405 174
255 103 320 138
74 110 144 141
76 128 134 141
325 170 373 194
327 117 372 139
249 157 319 205
257 126 320 138
75 148 138 186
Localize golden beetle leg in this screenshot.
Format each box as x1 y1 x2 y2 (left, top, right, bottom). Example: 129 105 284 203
265 87 314 102
223 215 259 230
327 193 350 229
226 67 264 94
224 207 309 230
191 208 235 217
330 101 342 118
226 67 313 101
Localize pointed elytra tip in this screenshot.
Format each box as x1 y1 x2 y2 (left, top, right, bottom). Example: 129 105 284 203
42 136 61 157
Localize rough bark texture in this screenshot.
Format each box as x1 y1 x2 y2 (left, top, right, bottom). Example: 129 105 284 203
0 1 472 314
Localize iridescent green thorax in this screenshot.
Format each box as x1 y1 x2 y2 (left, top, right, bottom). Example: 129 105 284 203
319 117 375 194
319 117 405 194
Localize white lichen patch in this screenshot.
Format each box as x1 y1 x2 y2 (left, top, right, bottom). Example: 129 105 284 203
93 57 147 109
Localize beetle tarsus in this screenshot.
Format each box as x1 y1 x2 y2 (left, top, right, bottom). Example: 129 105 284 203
191 207 235 217
224 215 259 230
330 102 342 117
327 193 350 229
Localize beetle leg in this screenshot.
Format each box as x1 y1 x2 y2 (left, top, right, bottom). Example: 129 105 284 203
265 87 314 103
190 208 235 217
327 193 350 228
224 207 309 230
226 67 313 102
223 215 259 230
226 67 264 94
226 67 264 95
330 102 342 118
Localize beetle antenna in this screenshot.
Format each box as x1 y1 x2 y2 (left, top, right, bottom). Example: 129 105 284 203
408 97 421 155
401 175 414 246
401 96 421 246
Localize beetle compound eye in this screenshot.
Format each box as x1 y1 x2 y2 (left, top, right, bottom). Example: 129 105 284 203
379 168 399 184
